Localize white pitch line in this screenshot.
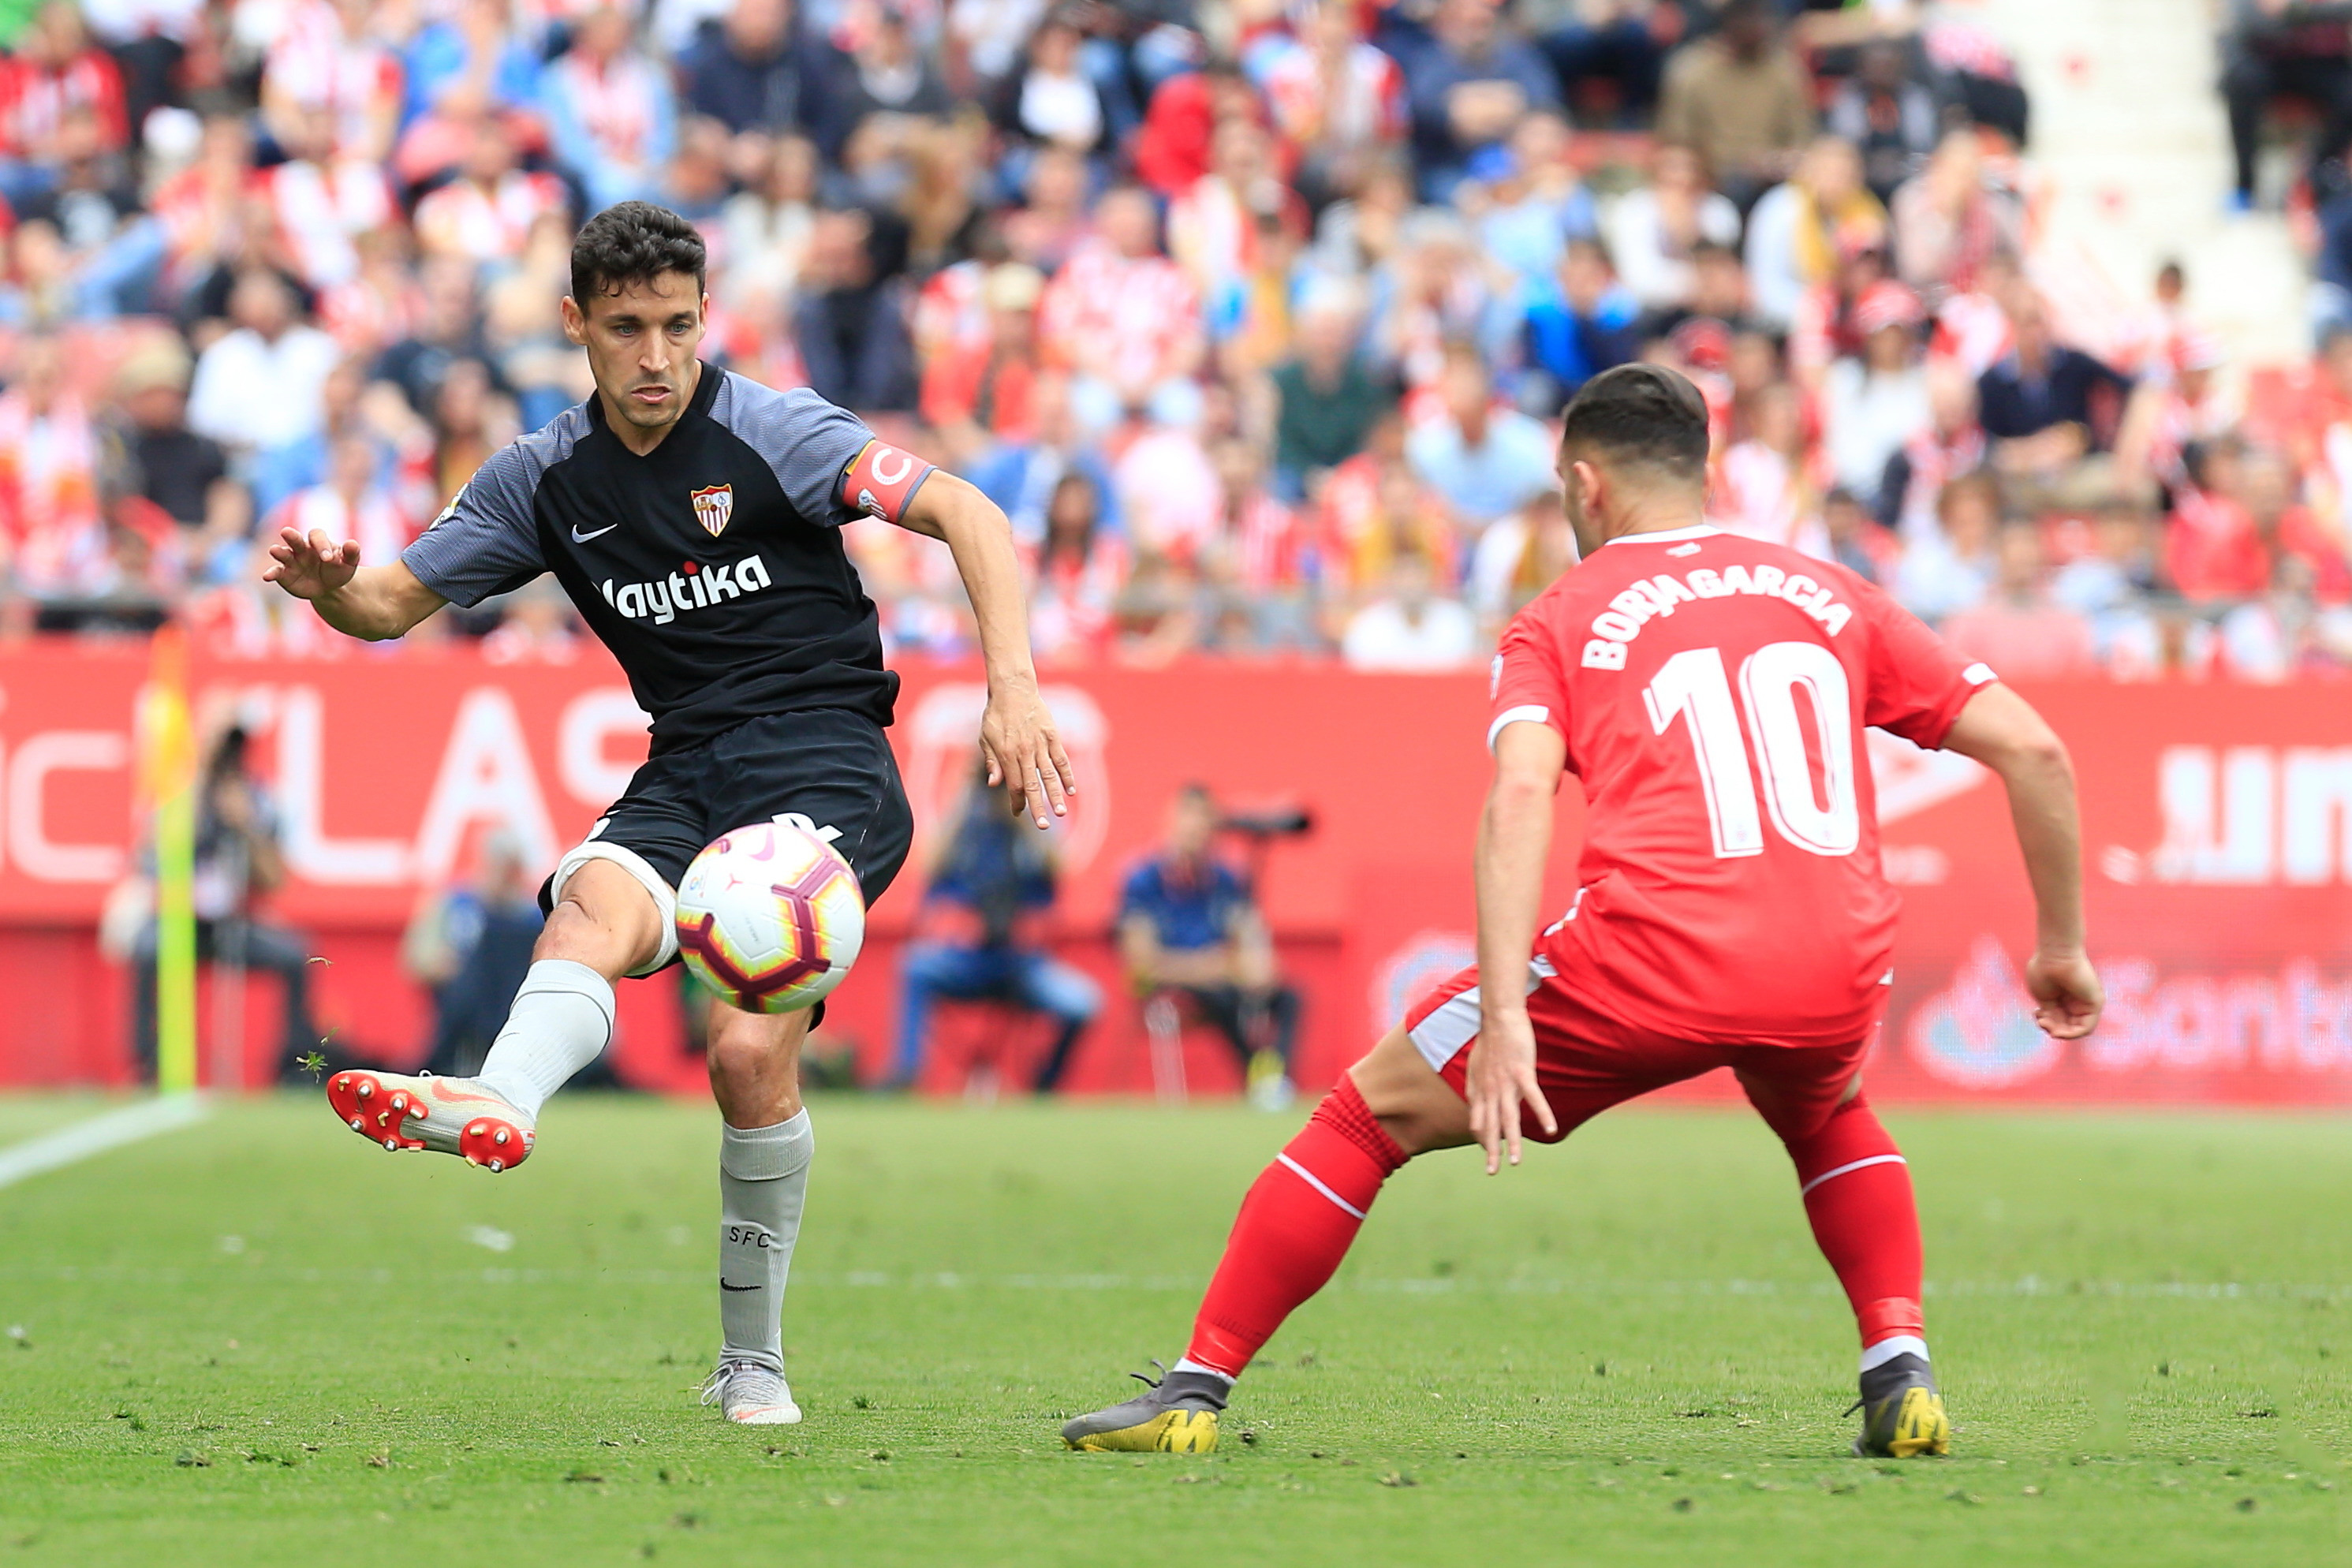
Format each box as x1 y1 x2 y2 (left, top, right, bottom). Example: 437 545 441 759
0 1095 212 1192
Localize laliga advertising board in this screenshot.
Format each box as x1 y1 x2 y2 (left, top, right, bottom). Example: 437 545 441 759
1 643 2350 1103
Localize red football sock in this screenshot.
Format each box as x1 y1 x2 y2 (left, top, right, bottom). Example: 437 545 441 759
1185 1077 1408 1377
1782 1094 1925 1350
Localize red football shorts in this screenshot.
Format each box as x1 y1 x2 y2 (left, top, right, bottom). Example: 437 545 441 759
1402 949 1881 1145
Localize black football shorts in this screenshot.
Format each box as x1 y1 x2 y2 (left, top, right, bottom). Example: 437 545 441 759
544 707 915 976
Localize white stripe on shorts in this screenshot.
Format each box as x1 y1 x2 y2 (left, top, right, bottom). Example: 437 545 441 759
1276 1154 1368 1220
1404 956 1558 1073
1799 1153 1907 1197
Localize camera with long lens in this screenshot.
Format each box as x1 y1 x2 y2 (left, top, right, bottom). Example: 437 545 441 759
1217 805 1314 838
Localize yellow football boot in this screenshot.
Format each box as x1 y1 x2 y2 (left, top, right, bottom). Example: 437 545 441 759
1062 1365 1226 1454
1851 1353 1951 1458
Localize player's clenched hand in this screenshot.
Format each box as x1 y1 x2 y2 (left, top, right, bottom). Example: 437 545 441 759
2025 949 2103 1040
980 682 1077 831
262 528 361 601
1465 1006 1555 1175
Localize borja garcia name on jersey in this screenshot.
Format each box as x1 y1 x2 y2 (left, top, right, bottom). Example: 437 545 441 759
1581 562 1854 670
599 551 776 624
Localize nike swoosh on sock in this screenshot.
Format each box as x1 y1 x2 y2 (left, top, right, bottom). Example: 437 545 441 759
719 1280 760 1292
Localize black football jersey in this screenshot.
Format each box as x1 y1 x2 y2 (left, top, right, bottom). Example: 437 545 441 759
402 366 934 756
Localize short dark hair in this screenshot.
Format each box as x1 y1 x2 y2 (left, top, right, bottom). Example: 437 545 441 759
569 201 707 308
1559 364 1710 484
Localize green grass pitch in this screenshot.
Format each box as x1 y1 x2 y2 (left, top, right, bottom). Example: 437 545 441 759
0 1094 2346 1566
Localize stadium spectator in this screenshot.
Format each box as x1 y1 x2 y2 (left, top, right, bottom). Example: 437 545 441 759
890 762 1100 1092
1654 0 1813 210
0 2 127 207
1516 234 1640 414
921 259 1046 461
543 3 681 213
411 110 569 266
681 0 832 157
1891 129 2026 303
1977 296 2131 473
1894 469 1999 622
1025 467 1126 659
1406 346 1556 533
403 828 544 1078
1743 135 1888 334
2219 0 2352 211
128 721 319 1085
1270 285 1393 498
187 268 342 457
1037 183 1201 423
1118 783 1301 1109
1822 281 1932 499
1529 0 1670 125
1826 38 1941 205
1253 0 1404 203
1602 141 1741 311
1340 544 1477 670
1400 0 1561 200
0 334 105 603
1939 522 2098 678
794 206 918 412
1461 110 1596 288
103 335 225 529
990 7 1117 162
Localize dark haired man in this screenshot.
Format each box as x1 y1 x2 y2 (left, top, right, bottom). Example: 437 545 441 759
1060 363 2103 1460
265 201 1074 1428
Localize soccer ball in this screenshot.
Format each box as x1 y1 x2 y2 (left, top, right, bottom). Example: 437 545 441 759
674 820 866 1014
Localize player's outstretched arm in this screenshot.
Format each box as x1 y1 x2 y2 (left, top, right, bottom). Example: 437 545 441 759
262 528 447 641
901 471 1076 829
1467 720 1566 1174
1941 684 2104 1040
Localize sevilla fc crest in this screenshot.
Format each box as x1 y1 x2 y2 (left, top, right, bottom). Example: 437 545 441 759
690 483 734 537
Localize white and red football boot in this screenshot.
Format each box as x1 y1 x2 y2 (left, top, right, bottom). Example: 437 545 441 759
326 1071 536 1173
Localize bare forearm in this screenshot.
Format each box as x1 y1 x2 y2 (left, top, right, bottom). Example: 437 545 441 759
1999 749 2085 952
1474 778 1553 1021
928 477 1040 695
304 566 441 641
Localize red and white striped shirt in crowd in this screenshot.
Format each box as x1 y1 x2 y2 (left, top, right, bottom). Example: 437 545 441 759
544 49 666 167
267 482 416 577
1025 531 1129 662
1037 239 1201 391
413 171 568 264
1220 490 1309 594
0 49 127 158
913 256 989 360
254 157 394 288
0 389 103 597
1257 39 1402 155
263 0 403 158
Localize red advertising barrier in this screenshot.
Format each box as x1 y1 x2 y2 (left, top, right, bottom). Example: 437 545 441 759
2 641 2350 1105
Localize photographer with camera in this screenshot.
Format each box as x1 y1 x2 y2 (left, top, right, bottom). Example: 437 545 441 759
1116 784 1304 1111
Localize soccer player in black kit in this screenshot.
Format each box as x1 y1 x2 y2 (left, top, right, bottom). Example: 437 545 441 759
263 203 1073 1426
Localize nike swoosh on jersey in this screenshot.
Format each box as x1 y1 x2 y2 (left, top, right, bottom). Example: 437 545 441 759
571 523 618 543
719 1280 760 1292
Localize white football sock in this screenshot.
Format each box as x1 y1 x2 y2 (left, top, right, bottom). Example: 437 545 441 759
719 1111 814 1374
1170 1357 1234 1389
1860 1335 1930 1373
473 960 615 1122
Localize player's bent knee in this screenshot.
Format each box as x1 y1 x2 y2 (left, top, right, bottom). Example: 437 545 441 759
539 859 667 975
1346 1025 1473 1156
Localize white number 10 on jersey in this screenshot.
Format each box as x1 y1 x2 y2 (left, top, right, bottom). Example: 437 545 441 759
1643 641 1860 859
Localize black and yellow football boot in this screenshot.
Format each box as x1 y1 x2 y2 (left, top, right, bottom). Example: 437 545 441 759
1850 1352 1951 1458
1060 1364 1225 1454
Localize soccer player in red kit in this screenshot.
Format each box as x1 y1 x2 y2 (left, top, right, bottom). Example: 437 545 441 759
1061 364 2104 1459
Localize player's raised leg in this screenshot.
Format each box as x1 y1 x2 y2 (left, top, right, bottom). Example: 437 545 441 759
700 1000 816 1424
327 857 661 1170
1060 1024 1469 1452
1743 1059 1947 1458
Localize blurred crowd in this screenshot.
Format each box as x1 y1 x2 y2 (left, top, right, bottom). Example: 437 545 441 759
5 0 2352 678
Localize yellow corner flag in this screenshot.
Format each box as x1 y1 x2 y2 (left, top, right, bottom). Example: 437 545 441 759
136 627 199 1093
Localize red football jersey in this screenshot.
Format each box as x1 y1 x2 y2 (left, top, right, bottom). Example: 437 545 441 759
1490 523 1994 1047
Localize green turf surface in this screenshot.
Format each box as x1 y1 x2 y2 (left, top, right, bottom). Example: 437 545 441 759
0 1094 2345 1566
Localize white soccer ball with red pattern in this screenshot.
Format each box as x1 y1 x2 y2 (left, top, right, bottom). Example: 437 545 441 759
674 820 866 1014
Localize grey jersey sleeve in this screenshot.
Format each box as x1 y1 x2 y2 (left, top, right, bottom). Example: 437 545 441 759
710 374 879 528
401 406 584 606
